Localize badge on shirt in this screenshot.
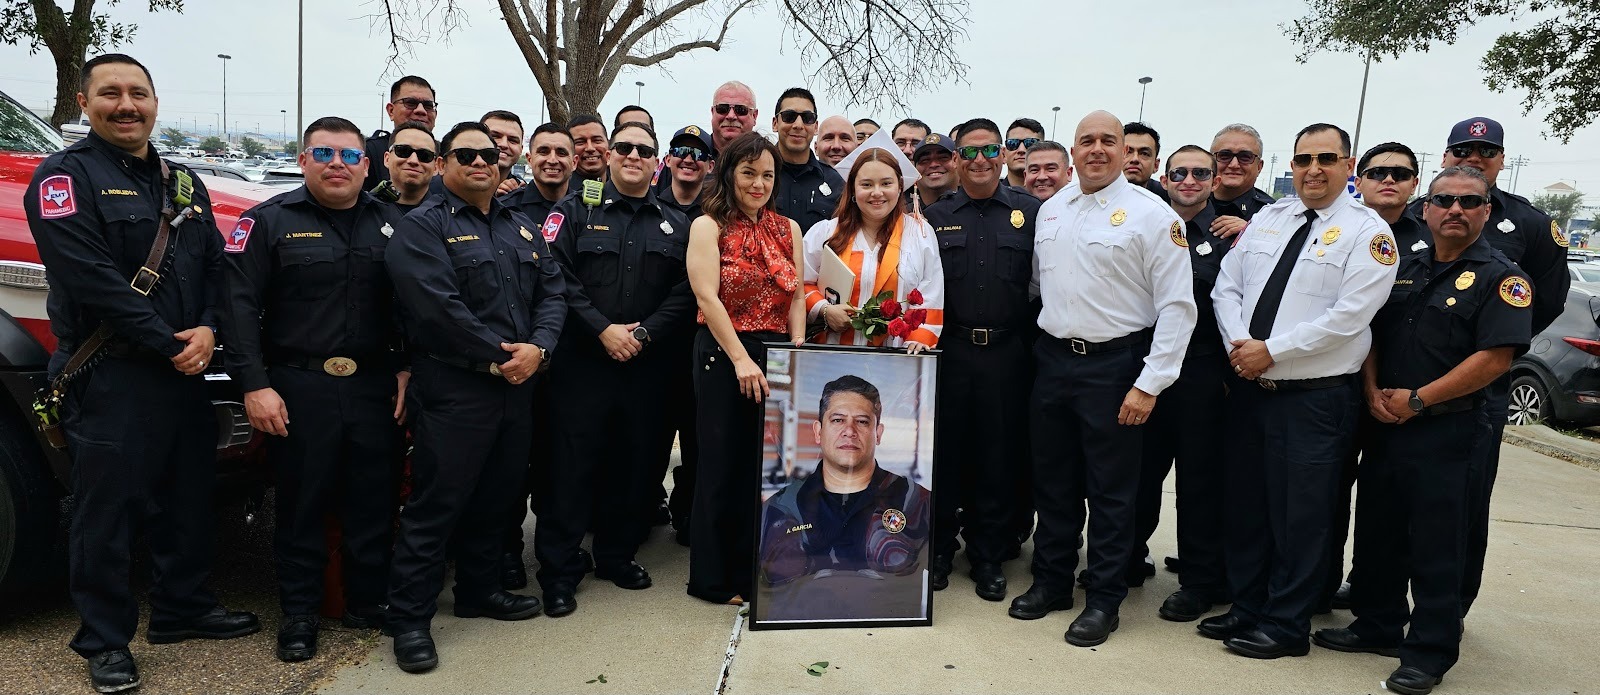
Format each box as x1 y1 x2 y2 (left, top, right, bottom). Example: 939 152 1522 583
661 220 674 235
1197 241 1213 256
1455 271 1476 290
1010 210 1024 229
540 212 564 242
1321 227 1341 245
37 175 77 219
1369 233 1397 266
1497 218 1516 234
1446 297 1457 307
520 226 534 242
381 223 394 238
224 217 255 254
818 182 832 197
881 508 907 534
1499 276 1532 308
1553 220 1568 248
1110 209 1127 226
1411 239 1429 253
1169 220 1187 247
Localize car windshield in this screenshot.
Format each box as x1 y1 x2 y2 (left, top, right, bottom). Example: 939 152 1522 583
0 92 65 153
1578 267 1600 283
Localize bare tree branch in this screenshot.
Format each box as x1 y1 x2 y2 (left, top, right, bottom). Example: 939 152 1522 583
619 0 751 68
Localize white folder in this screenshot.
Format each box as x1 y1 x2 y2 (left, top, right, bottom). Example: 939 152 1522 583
819 246 857 306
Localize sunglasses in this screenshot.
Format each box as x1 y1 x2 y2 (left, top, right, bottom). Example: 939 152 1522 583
443 147 499 166
610 142 658 159
714 103 752 117
1291 152 1344 168
1215 149 1258 165
1448 144 1503 160
1428 193 1488 210
1167 167 1214 182
778 109 818 125
1005 137 1041 151
1360 166 1415 182
393 97 438 112
306 147 364 165
957 143 1004 160
388 144 437 163
668 145 714 162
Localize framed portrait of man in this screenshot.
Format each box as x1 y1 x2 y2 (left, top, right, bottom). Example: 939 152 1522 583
750 345 937 630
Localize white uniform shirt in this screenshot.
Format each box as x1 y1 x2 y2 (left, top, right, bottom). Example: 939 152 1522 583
1032 175 1196 395
1211 192 1399 380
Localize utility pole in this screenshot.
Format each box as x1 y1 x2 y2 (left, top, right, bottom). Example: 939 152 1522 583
1352 54 1372 156
1266 153 1278 192
1508 155 1530 194
1051 106 1060 139
1137 76 1153 122
296 0 304 154
217 54 232 144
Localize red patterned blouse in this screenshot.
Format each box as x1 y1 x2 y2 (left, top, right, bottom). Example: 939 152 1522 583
699 210 798 333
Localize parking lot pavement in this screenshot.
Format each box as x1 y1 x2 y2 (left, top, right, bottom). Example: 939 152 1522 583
322 442 1600 695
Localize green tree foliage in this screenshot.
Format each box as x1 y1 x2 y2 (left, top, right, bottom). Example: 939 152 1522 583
199 135 225 153
1285 0 1599 142
1533 190 1585 229
159 125 185 147
0 1 185 128
240 136 264 157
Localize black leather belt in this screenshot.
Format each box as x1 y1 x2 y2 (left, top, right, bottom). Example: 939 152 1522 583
271 353 387 377
1255 374 1351 392
1049 327 1154 356
952 326 1013 346
424 353 500 375
1420 396 1480 417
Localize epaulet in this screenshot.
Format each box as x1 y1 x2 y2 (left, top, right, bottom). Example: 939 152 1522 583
367 129 392 142
1259 196 1298 213
1252 188 1276 204
1126 182 1168 208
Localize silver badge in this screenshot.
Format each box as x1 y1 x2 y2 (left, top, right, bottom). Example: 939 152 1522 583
818 183 832 196
1411 239 1428 252
661 221 673 235
381 223 394 238
1497 218 1515 233
1196 241 1213 256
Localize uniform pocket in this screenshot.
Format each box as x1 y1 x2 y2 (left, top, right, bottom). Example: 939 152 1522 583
576 235 621 286
276 245 338 298
937 233 969 280
448 247 494 303
997 232 1032 283
644 237 687 289
1083 228 1135 277
1290 247 1350 298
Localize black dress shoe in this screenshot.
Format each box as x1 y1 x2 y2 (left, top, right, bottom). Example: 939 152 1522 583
1007 584 1074 620
1312 627 1400 656
544 584 577 617
501 552 528 590
1331 581 1353 610
1224 627 1310 659
930 554 952 591
1197 612 1253 640
1065 608 1119 647
453 591 543 620
342 604 386 630
595 561 652 590
970 562 1007 601
276 615 319 663
392 629 437 674
146 606 261 644
87 650 139 693
1164 555 1182 573
1158 589 1216 622
1386 666 1443 695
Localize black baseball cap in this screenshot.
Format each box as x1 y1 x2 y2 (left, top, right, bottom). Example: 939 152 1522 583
671 124 715 155
912 133 956 160
1446 117 1504 148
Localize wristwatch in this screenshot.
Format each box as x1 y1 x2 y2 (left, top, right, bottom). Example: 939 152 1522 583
535 345 551 373
1408 390 1425 414
632 326 651 344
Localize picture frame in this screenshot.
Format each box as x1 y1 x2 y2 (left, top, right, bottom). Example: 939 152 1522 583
749 344 939 630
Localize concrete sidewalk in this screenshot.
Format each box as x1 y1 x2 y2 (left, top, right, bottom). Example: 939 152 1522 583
317 442 1600 695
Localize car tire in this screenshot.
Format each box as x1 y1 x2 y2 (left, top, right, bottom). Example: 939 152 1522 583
0 412 63 597
1507 374 1550 426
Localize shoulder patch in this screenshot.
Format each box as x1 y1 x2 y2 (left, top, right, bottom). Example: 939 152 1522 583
1369 233 1397 266
1169 220 1187 247
540 212 565 242
1553 220 1568 248
225 217 255 253
37 174 77 219
1499 276 1532 308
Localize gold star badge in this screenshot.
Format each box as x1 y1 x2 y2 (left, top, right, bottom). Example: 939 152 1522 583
1110 209 1127 226
1321 227 1341 245
1010 210 1024 228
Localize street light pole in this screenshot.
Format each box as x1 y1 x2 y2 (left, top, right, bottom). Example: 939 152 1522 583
217 54 232 145
1352 53 1372 156
296 0 304 155
1051 106 1061 140
1137 76 1153 122
635 81 644 104
280 109 287 144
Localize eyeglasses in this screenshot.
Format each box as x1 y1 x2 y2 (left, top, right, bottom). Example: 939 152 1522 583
1005 138 1041 151
611 142 658 159
1360 166 1415 182
1427 193 1488 210
668 146 714 162
1215 149 1258 165
1448 144 1502 160
388 144 437 163
393 97 438 112
1167 167 1214 182
443 147 499 166
713 103 751 117
1291 152 1344 168
305 147 365 165
956 144 1003 160
777 109 818 125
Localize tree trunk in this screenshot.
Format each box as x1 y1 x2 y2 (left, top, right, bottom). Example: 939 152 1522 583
47 49 82 128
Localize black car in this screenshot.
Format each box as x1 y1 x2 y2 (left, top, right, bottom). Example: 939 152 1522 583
1508 282 1600 426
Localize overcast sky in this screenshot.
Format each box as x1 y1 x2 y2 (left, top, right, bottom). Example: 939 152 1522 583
2 0 1596 202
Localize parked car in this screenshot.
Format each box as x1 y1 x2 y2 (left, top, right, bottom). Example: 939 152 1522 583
0 89 273 596
1567 262 1600 283
1508 282 1600 426
165 158 254 181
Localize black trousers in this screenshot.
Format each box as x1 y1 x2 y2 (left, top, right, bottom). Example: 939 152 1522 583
64 357 218 657
502 384 552 558
1349 410 1480 677
686 328 777 603
1222 377 1357 646
534 348 672 589
934 332 1032 565
1321 413 1376 608
386 357 533 633
1463 378 1509 617
268 365 401 616
1132 350 1228 597
663 337 699 537
1029 335 1148 613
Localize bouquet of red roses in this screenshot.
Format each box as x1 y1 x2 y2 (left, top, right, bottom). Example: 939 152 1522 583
849 288 928 342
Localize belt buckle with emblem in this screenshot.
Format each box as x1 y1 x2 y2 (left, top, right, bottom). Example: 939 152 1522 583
323 357 358 377
489 363 503 376
1257 378 1277 391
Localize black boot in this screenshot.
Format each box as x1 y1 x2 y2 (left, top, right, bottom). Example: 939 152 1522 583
86 650 140 693
276 615 319 662
392 629 437 673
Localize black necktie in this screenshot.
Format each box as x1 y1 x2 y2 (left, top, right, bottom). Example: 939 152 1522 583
1248 209 1317 340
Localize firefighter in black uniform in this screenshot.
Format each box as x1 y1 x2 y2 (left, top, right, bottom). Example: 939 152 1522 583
1316 166 1532 695
772 88 844 234
24 54 258 693
1133 146 1233 622
383 122 565 673
923 118 1040 603
1402 117 1567 619
220 117 407 663
535 122 694 616
363 75 439 191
